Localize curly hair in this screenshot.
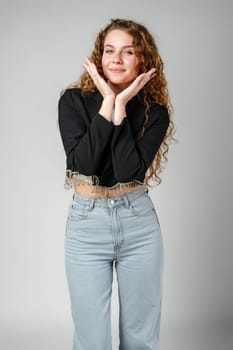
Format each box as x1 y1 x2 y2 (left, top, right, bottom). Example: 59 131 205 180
62 18 176 187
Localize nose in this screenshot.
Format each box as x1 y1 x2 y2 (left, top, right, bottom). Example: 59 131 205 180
112 53 123 64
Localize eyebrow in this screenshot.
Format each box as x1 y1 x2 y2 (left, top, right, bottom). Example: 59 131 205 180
104 44 134 48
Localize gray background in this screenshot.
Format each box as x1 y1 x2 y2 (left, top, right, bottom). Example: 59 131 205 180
0 0 232 349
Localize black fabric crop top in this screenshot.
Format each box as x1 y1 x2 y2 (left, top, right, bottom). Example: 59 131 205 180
58 88 169 190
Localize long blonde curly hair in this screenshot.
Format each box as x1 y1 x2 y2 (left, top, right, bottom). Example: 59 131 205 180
62 18 176 187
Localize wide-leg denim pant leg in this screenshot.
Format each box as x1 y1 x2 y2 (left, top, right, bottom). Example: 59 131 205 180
65 185 164 350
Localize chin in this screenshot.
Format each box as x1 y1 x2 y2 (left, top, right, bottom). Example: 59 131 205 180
110 79 127 85
109 77 132 86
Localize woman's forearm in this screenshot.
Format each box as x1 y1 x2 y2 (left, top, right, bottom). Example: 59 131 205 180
98 95 115 122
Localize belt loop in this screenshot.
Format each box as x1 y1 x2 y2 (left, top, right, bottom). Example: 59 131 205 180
89 198 95 210
123 194 130 209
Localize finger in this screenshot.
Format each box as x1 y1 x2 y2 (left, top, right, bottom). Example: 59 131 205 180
135 74 154 91
149 68 156 74
85 56 93 64
85 57 101 79
83 63 94 79
131 73 147 87
82 63 89 71
136 68 155 81
84 57 95 73
83 58 98 79
137 73 151 85
83 63 99 86
148 69 156 79
140 69 156 85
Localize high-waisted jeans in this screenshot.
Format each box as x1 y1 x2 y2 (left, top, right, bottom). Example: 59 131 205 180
64 185 164 350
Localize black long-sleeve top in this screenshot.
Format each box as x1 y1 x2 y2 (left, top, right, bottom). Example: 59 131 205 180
58 88 169 189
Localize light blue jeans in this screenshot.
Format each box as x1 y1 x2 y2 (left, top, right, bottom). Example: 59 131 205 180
65 185 164 350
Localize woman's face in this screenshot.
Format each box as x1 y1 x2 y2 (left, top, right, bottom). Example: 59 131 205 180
101 29 139 92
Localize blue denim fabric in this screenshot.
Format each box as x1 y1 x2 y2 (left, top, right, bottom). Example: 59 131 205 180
65 185 164 350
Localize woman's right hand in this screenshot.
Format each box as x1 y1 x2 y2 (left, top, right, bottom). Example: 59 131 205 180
83 56 115 100
83 56 115 122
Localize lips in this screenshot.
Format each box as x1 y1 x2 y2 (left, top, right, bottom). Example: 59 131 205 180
109 68 126 73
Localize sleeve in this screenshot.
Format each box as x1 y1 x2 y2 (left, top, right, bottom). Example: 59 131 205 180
58 89 114 175
111 105 170 182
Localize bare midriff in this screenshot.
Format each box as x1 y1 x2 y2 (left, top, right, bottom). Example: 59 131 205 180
73 178 143 198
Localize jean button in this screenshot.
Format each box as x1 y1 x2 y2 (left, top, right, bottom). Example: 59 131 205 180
110 199 115 204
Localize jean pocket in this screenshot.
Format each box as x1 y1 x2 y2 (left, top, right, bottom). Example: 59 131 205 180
129 194 160 225
68 200 90 221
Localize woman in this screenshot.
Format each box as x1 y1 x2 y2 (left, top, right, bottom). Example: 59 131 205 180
58 18 174 350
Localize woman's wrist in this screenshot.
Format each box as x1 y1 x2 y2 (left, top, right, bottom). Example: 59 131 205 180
99 95 115 122
113 98 127 125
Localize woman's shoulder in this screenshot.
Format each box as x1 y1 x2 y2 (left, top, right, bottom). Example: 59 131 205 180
146 102 169 127
149 101 169 116
61 87 99 97
62 87 101 101
59 87 84 100
59 87 101 106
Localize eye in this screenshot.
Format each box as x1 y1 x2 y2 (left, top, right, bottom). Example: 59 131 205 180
123 50 134 55
105 49 114 54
